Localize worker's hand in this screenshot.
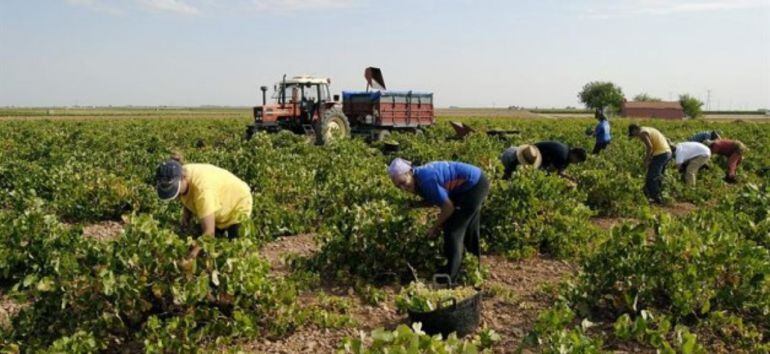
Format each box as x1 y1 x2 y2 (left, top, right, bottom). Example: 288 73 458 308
187 244 202 260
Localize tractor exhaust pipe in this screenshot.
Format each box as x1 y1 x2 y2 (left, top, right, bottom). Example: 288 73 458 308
260 86 268 106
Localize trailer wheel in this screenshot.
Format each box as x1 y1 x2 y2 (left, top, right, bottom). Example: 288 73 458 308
315 109 350 145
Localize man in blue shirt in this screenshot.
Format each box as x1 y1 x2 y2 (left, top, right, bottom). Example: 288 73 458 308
587 107 611 154
688 130 720 143
388 158 489 282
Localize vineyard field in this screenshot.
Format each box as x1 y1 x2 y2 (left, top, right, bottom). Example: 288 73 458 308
0 111 768 353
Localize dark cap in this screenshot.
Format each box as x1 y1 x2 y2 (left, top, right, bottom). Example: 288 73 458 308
155 159 183 200
627 124 640 138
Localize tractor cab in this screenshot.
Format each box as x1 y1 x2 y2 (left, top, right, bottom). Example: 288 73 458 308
272 76 333 121
247 75 347 144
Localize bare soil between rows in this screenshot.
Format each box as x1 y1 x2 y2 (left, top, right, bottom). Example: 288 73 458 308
247 234 576 353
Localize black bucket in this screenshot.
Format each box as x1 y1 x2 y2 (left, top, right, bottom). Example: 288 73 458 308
405 275 482 338
383 141 400 154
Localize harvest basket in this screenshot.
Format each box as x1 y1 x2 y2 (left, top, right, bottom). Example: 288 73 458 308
406 274 482 338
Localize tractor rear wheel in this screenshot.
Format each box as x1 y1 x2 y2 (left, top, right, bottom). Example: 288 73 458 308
315 109 350 145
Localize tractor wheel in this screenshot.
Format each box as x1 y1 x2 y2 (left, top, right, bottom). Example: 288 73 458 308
315 109 350 145
244 126 255 140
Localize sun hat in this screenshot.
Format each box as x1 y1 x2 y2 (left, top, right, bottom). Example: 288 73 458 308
388 157 412 179
155 159 183 201
515 144 542 168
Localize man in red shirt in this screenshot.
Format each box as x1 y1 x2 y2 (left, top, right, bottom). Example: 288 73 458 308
705 139 747 183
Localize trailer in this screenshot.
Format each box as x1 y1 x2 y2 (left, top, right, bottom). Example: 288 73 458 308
342 90 434 141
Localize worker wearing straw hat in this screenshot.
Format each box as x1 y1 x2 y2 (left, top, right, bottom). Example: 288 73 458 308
500 141 586 180
499 144 542 179
388 158 489 282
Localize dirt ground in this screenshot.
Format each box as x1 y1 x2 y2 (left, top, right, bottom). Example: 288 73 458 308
660 201 697 217
81 221 124 241
247 234 575 353
0 294 20 329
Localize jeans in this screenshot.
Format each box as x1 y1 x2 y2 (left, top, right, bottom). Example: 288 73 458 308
440 173 490 282
215 224 240 239
592 141 610 154
645 152 671 202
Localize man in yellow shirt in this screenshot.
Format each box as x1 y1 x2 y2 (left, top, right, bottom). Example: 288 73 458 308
628 124 672 204
155 158 253 239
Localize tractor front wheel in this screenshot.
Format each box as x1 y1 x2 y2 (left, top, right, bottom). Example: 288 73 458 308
315 109 350 145
244 125 256 140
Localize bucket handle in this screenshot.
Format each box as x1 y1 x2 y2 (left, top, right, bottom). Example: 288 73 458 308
432 273 453 289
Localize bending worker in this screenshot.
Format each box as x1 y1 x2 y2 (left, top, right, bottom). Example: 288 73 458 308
156 155 253 239
500 141 587 180
388 158 489 282
688 130 720 143
628 124 671 204
673 141 711 186
705 139 747 184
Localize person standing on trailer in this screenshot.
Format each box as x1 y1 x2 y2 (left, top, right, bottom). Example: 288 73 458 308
704 139 747 184
672 142 711 186
587 107 611 154
628 124 672 204
388 158 489 282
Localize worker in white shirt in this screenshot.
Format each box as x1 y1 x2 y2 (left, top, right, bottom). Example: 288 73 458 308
672 142 712 187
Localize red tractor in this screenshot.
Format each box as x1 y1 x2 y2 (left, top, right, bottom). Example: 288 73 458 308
245 68 434 145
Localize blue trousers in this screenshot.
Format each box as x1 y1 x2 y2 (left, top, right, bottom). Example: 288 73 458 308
644 152 671 202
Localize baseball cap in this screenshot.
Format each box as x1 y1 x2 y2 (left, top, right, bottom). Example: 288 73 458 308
155 159 183 200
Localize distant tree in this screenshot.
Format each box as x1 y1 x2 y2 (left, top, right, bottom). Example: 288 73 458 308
633 93 662 102
578 81 625 112
679 94 704 118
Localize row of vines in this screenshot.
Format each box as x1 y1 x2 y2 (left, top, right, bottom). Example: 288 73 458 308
0 115 767 352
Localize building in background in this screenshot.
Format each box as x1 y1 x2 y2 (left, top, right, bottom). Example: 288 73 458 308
620 101 685 120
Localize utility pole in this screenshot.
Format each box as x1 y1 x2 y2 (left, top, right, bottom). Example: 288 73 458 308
706 89 712 111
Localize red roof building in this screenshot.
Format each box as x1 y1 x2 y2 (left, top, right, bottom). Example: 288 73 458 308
620 101 685 120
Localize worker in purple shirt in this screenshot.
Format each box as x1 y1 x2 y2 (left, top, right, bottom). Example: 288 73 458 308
388 158 489 282
586 108 611 154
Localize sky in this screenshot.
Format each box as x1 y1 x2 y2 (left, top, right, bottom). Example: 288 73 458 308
1 0 768 109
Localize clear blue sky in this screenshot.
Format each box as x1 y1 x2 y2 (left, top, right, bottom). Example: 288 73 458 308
1 0 768 109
